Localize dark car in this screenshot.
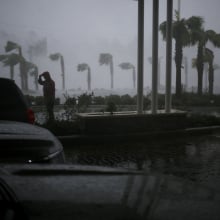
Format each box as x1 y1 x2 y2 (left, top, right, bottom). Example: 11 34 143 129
0 121 65 163
0 78 35 124
0 164 220 220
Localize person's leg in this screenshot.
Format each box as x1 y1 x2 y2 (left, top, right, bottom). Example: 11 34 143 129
46 101 54 122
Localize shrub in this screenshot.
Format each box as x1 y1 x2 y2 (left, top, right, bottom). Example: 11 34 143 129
105 101 117 114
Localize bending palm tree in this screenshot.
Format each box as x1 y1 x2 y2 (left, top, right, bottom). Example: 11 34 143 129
0 53 21 80
187 17 220 95
49 53 65 90
119 62 136 89
25 61 39 91
77 63 91 91
5 41 27 90
99 53 114 89
160 11 191 97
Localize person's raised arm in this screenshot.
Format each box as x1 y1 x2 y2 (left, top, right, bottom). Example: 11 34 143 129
38 73 44 85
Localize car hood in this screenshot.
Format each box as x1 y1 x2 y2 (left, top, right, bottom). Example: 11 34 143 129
0 121 63 163
1 164 220 220
0 120 50 137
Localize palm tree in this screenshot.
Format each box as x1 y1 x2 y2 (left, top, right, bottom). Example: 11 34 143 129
192 49 218 96
77 63 91 91
49 53 65 90
119 62 136 89
204 48 220 96
160 11 191 97
99 53 114 89
0 53 21 80
186 17 220 95
5 41 27 90
25 61 39 91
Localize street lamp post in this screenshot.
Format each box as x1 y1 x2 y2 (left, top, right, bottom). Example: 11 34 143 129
137 0 144 114
151 0 159 114
165 0 173 113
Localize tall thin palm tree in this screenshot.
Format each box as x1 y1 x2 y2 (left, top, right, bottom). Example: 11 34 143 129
0 53 21 80
160 11 191 97
77 63 91 91
204 48 214 96
119 62 136 89
99 53 114 89
204 48 220 96
187 17 220 95
5 41 27 90
49 53 65 90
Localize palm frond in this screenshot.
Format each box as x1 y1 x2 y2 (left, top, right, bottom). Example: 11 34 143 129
99 53 112 65
49 53 60 61
186 16 204 31
186 16 204 45
213 64 220 70
208 31 220 47
0 54 7 61
119 62 134 70
5 41 19 52
159 21 167 40
25 61 38 76
77 63 89 72
174 10 180 21
0 53 21 66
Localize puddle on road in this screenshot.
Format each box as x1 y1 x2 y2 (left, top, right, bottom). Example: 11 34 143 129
64 134 220 189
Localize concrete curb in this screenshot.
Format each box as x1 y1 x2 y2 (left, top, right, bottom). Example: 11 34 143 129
57 126 220 147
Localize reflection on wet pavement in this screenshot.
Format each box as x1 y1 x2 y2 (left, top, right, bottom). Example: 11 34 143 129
64 134 220 190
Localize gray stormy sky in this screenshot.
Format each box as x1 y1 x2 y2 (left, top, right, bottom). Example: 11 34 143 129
0 0 220 93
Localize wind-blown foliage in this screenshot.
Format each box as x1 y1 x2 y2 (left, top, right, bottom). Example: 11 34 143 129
119 62 136 89
99 53 114 89
4 41 28 90
160 11 191 96
77 63 89 71
0 53 21 80
77 63 91 91
49 53 65 90
5 41 19 52
49 53 60 61
187 16 220 95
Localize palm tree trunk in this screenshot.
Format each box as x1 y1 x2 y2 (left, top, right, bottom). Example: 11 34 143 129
23 62 29 91
87 67 91 91
110 60 114 89
60 55 65 90
18 47 25 90
10 65 14 80
35 67 39 91
175 39 182 97
208 61 214 96
133 67 136 89
196 43 204 95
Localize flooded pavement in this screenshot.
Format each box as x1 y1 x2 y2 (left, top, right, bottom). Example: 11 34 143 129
64 133 220 190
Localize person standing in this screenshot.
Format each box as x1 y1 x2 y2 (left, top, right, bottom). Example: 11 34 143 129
38 71 55 122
